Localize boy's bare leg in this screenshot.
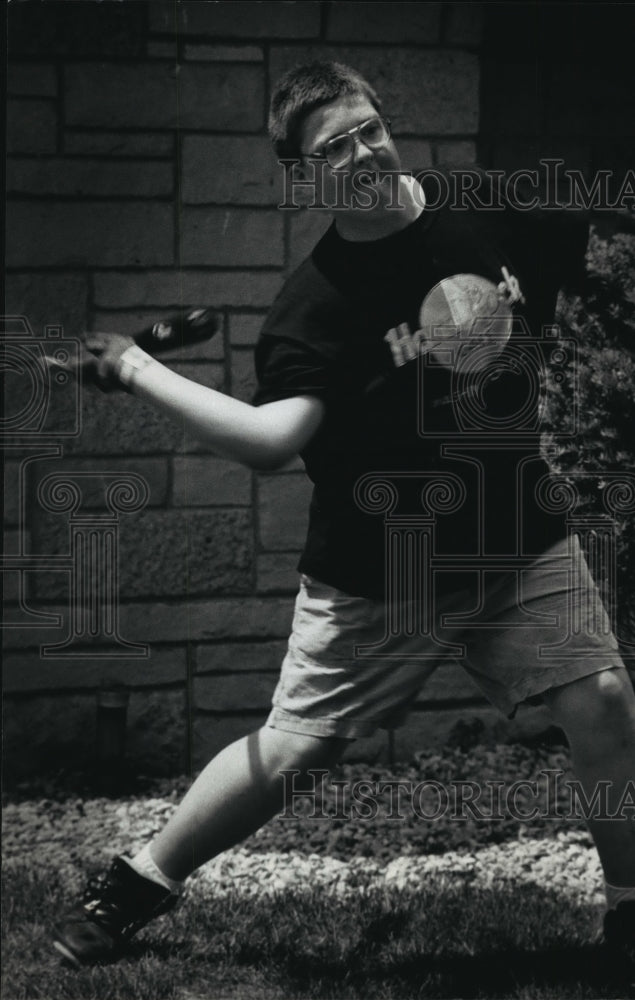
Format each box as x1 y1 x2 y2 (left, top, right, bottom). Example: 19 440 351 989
542 666 635 887
149 726 349 881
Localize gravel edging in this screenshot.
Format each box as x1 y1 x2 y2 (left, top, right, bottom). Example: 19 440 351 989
188 833 603 906
3 744 604 910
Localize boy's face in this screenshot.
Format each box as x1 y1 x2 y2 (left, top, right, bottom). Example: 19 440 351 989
297 96 402 216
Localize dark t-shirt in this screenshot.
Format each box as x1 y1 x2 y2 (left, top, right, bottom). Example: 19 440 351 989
253 170 589 598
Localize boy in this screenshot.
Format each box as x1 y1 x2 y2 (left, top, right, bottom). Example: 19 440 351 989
52 61 635 973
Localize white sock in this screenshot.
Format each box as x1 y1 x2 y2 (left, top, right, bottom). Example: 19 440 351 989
605 881 635 911
127 844 184 895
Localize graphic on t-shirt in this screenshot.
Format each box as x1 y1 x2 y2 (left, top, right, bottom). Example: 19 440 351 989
384 272 519 373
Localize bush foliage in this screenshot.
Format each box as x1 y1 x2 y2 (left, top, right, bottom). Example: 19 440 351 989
542 229 635 655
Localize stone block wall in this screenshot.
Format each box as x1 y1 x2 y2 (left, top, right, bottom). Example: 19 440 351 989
4 1 564 782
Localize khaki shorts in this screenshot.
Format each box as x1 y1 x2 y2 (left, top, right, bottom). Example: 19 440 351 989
267 536 624 739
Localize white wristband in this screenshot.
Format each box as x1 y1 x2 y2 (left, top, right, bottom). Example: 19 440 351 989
116 345 156 389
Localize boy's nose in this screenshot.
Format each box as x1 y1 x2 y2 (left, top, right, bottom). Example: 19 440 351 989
352 135 375 166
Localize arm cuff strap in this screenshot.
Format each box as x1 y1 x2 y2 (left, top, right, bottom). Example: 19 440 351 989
116 345 156 389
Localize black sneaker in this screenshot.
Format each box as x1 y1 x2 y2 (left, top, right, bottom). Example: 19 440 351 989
52 857 179 966
604 900 635 983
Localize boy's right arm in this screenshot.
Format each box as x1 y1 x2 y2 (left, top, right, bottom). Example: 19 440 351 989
133 359 324 470
84 337 325 471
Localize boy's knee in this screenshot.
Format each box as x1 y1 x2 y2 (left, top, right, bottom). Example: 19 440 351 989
592 667 635 709
545 666 635 733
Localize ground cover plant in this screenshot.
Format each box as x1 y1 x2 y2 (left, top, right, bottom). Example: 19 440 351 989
3 743 631 1000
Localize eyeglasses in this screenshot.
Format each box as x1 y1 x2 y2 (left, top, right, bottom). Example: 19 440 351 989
301 116 392 169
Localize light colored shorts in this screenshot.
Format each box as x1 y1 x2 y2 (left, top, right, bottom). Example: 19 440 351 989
267 535 625 739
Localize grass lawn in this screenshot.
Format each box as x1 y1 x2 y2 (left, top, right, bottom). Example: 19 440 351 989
2 860 629 1000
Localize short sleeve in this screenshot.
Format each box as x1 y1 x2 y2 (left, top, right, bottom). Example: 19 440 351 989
252 335 331 406
250 251 352 407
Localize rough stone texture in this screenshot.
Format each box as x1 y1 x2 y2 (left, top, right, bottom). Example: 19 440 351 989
118 598 294 643
150 1 321 39
2 605 71 651
4 529 31 562
7 63 57 97
326 3 441 43
172 456 252 507
3 645 186 693
230 349 258 404
65 392 183 456
134 505 241 598
196 640 287 675
3 687 187 780
7 158 173 198
445 3 483 45
3 461 22 525
93 270 283 310
194 671 278 711
182 136 282 205
257 553 301 594
64 131 174 157
6 202 174 268
393 139 433 172
29 455 169 509
65 63 263 131
3 693 99 780
258 474 312 550
191 713 270 769
80 374 223 454
4 273 89 339
6 99 57 154
3 529 32 604
127 688 188 775
229 313 267 348
3 567 21 603
183 44 264 62
2 322 87 444
435 140 478 165
269 47 480 135
287 211 331 273
180 208 284 267
147 40 178 60
4 597 293 655
8 1 148 57
3 529 23 558
34 508 254 599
